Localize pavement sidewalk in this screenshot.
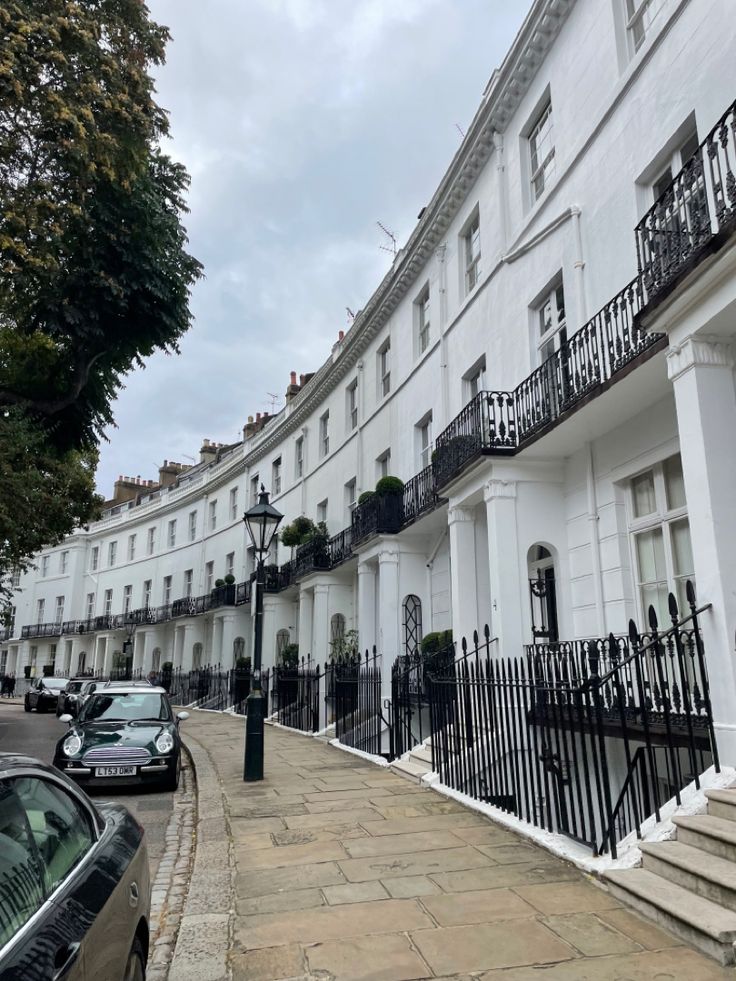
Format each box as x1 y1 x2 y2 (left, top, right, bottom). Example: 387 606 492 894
176 711 731 981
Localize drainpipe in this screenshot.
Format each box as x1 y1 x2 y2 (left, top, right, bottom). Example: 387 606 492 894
436 244 449 429
571 206 588 325
586 441 606 635
299 426 308 516
356 360 365 495
493 132 510 258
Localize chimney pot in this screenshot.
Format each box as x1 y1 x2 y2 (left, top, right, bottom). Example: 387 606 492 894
290 370 297 384
338 330 344 341
299 374 305 385
256 412 261 421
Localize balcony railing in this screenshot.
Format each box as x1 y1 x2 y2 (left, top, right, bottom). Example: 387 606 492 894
636 97 736 301
402 466 440 527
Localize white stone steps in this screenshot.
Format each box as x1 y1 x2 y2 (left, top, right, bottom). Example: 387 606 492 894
409 745 433 765
605 867 736 966
640 839 736 911
674 814 736 862
705 789 736 823
389 758 429 783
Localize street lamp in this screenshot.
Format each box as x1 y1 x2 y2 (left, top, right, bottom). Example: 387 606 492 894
242 484 283 781
122 611 136 680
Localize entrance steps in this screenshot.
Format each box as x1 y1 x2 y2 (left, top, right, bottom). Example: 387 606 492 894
390 741 434 783
605 788 736 965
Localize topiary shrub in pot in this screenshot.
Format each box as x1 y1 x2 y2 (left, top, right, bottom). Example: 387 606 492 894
357 490 375 506
420 629 454 655
375 475 404 497
374 475 405 533
280 643 299 669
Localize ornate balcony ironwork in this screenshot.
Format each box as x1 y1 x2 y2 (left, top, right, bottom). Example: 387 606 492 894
329 527 353 567
351 492 403 546
402 466 441 527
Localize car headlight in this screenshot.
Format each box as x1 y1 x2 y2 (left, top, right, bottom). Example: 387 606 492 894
62 733 82 757
155 732 175 754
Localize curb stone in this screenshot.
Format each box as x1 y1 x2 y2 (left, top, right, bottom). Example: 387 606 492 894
166 733 234 981
146 749 196 981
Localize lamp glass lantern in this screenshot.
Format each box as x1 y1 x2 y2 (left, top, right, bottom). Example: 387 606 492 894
243 485 283 559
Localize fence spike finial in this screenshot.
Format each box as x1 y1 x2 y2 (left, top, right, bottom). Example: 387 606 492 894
648 604 659 631
484 623 490 641
461 636 468 654
686 578 696 609
628 618 639 644
473 628 479 647
668 590 679 624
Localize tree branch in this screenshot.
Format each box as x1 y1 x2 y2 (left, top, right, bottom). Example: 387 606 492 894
0 350 106 415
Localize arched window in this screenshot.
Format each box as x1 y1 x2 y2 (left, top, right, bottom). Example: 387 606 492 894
403 595 422 655
527 544 558 643
192 642 203 669
233 637 245 663
152 648 162 672
276 629 290 660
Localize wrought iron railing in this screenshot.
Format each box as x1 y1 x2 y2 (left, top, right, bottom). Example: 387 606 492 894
294 539 331 579
272 658 321 732
402 466 440 527
334 649 383 755
428 583 717 858
329 527 353 567
637 97 736 299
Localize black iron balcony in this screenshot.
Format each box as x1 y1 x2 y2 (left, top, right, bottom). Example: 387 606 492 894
637 97 736 302
402 466 441 528
21 622 64 639
351 493 403 545
329 527 354 567
235 580 252 605
206 583 237 609
294 539 331 579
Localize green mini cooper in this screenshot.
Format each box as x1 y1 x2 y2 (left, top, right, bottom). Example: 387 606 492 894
53 685 189 792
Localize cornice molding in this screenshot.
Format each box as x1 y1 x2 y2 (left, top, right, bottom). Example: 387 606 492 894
666 334 735 382
243 0 575 467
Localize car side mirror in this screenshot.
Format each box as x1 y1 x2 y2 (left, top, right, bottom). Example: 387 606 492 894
176 711 189 722
59 714 73 724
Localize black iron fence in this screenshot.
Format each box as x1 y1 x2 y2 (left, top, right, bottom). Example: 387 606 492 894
428 583 717 858
272 659 321 732
389 645 455 759
159 664 268 716
334 650 383 756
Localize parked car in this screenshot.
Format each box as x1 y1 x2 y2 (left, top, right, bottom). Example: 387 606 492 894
54 686 188 791
56 678 101 718
24 676 69 714
0 753 150 980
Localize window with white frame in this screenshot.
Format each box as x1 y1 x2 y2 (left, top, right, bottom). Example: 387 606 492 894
184 569 193 599
54 596 64 624
535 280 567 365
205 562 214 592
272 457 282 495
378 339 391 397
36 598 45 623
86 592 95 619
462 212 481 293
127 534 136 561
415 285 431 355
11 568 20 589
189 510 197 541
143 580 152 608
376 449 391 481
345 478 357 519
108 541 117 567
90 547 99 572
464 357 487 400
59 551 69 574
162 576 172 605
167 520 176 548
295 436 304 478
317 499 328 525
229 486 238 520
416 413 433 470
319 411 330 457
626 0 669 51
103 589 113 616
528 99 555 202
49 643 56 667
628 454 694 626
147 527 155 555
226 552 235 578
250 475 259 506
346 380 358 431
40 556 49 578
123 585 132 613
209 500 217 530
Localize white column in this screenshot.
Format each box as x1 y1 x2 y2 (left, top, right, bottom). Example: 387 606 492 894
484 480 524 659
298 587 314 658
448 505 477 649
668 336 736 764
212 617 224 665
173 627 185 669
135 631 149 674
261 596 279 674
179 625 197 672
220 614 236 666
377 544 400 703
312 584 330 667
357 562 377 655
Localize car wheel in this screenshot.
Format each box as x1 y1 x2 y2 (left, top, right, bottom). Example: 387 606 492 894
37 700 46 714
24 697 31 713
123 936 146 981
162 753 181 792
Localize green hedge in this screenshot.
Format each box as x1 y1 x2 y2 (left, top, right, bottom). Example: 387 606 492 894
420 630 453 655
375 475 404 496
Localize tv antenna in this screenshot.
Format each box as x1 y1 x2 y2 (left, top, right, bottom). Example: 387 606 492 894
377 221 397 256
346 306 356 322
455 123 466 139
266 392 281 413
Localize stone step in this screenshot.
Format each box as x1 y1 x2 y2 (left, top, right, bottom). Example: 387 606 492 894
605 867 736 965
706 788 736 823
674 814 736 862
409 745 433 766
640 839 736 912
390 758 430 784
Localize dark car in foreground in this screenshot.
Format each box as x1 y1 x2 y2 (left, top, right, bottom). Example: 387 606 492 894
54 686 188 791
56 678 102 717
0 754 150 980
24 676 69 713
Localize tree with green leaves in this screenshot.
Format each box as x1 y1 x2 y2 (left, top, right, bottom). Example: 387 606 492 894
0 1 202 601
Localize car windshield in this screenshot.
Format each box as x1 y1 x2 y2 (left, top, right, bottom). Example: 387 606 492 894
43 679 68 690
79 692 171 723
67 682 83 693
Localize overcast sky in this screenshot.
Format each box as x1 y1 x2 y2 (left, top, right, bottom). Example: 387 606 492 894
96 0 527 495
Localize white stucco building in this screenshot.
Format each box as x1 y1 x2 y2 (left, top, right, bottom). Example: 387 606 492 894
6 0 736 771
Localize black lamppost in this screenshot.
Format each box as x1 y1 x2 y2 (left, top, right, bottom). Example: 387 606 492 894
242 485 283 782
122 612 136 680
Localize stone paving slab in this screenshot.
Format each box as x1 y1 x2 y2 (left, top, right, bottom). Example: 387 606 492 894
177 712 735 981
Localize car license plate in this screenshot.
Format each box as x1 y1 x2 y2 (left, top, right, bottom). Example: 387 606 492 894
94 765 136 777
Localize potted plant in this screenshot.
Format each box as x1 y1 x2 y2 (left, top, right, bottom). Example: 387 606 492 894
223 573 236 603
42 663 54 677
280 643 299 669
329 629 359 663
374 475 405 533
233 655 252 702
